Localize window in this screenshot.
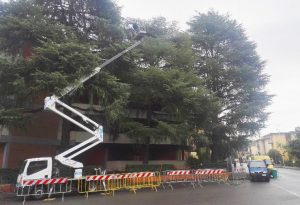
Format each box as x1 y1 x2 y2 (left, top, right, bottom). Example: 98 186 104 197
27 161 48 175
19 161 27 174
249 161 266 168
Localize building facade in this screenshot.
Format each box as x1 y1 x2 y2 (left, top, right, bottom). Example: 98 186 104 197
0 101 188 171
249 132 296 161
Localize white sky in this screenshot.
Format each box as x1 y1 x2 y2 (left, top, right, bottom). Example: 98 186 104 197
117 0 300 136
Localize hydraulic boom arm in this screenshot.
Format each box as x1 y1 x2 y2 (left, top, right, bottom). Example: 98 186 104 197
44 32 146 169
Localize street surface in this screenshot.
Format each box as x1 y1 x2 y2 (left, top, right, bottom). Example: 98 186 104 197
2 168 300 205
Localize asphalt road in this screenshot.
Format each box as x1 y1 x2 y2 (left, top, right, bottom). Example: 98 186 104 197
2 168 300 205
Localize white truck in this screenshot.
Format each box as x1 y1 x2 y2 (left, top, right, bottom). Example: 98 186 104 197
16 31 147 189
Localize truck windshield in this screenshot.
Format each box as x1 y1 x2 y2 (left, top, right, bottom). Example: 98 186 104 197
250 161 266 167
19 161 27 174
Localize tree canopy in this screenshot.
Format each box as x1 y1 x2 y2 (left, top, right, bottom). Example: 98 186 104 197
286 128 300 160
0 0 128 149
0 2 271 163
188 11 272 161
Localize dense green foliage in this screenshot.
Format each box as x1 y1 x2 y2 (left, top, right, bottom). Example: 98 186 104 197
0 0 128 150
0 2 271 163
267 149 282 164
286 128 300 160
188 11 271 161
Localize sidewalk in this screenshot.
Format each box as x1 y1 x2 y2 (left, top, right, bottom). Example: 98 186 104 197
0 192 15 200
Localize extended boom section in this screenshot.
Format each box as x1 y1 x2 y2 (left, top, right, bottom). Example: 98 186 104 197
43 32 146 170
44 95 103 169
16 30 147 185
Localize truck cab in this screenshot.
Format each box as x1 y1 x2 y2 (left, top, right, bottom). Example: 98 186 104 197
17 157 52 186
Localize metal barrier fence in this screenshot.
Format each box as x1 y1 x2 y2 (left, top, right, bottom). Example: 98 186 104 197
194 169 229 185
161 170 196 190
16 177 72 204
161 169 230 190
231 167 249 181
15 169 233 201
78 172 161 197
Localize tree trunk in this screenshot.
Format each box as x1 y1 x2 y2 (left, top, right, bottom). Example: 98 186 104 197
210 132 220 162
210 143 219 162
143 136 150 165
143 105 152 165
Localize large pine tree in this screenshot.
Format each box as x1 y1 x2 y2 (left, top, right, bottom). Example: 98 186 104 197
120 18 218 164
188 11 272 161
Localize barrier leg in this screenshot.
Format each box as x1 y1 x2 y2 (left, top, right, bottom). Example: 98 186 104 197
168 183 173 190
130 189 137 194
151 185 158 192
191 182 196 189
47 185 54 199
23 196 26 205
102 181 107 191
196 177 204 188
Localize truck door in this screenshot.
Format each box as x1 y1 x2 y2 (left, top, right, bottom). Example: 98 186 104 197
22 158 52 181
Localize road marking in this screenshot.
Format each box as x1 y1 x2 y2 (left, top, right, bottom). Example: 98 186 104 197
272 183 300 199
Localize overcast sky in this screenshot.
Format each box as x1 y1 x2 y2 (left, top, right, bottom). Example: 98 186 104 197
117 0 300 137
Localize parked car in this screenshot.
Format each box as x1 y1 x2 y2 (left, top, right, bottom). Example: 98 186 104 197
248 160 270 182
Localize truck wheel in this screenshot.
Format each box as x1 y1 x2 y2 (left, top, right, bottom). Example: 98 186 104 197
31 186 46 200
88 181 97 191
266 178 270 182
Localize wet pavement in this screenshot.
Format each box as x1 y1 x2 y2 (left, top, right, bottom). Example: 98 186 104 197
2 168 300 205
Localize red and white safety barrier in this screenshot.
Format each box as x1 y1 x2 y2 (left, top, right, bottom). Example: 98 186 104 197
86 175 113 181
194 169 225 175
22 178 68 186
166 170 191 175
123 172 154 178
86 172 155 181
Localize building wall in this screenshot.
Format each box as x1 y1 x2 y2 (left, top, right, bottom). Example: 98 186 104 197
8 143 56 168
250 132 294 160
76 145 107 166
2 111 60 169
106 160 186 172
10 111 60 140
70 131 182 145
271 134 289 160
1 101 190 169
250 142 258 155
74 143 184 169
0 144 4 167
